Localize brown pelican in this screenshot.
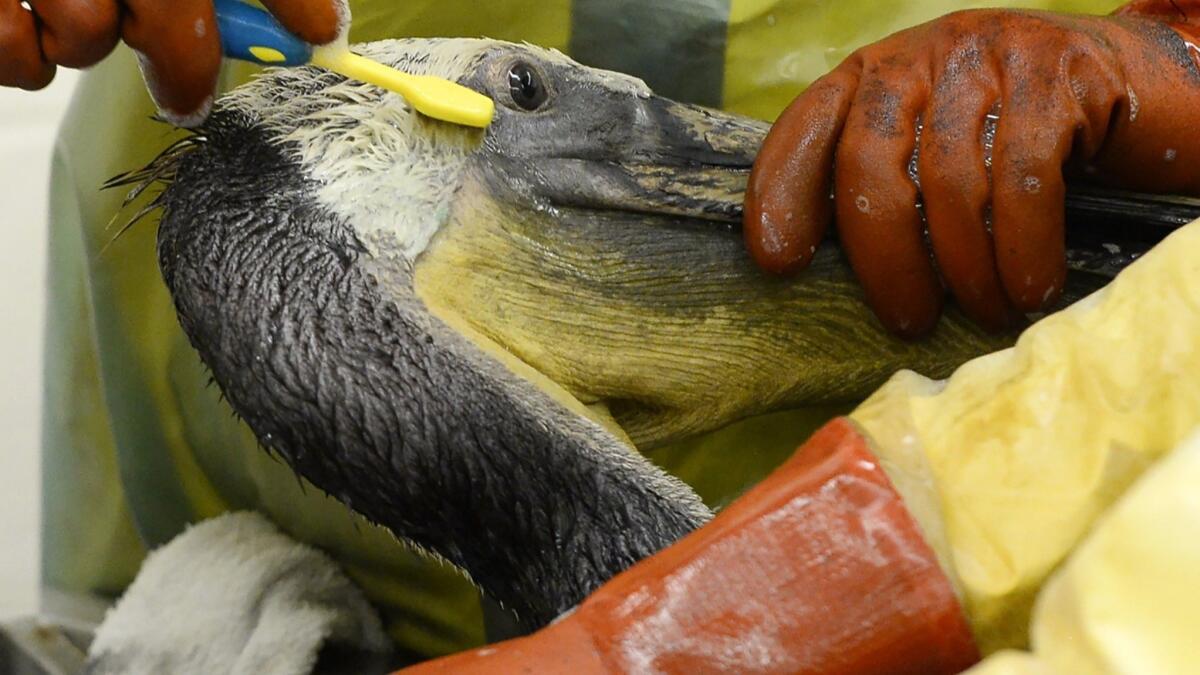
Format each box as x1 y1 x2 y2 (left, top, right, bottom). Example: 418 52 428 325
124 38 1120 629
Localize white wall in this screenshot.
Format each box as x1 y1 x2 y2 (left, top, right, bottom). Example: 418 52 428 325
0 69 80 618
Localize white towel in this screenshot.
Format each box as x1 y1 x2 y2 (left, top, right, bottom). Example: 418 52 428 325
85 511 392 675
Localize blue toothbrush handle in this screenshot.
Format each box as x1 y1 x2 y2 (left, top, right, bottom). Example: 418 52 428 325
213 0 313 66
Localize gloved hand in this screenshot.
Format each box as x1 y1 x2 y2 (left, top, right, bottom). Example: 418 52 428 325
0 0 341 125
745 3 1200 337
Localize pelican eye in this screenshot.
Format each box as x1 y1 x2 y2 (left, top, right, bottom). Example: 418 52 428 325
507 62 549 111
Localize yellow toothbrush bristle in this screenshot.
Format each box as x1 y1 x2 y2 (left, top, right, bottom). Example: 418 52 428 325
312 47 495 128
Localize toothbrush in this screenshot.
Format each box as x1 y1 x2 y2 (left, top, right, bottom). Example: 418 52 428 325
212 0 494 128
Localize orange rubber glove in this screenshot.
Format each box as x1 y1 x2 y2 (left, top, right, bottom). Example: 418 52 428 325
745 3 1200 337
0 0 341 124
400 419 979 675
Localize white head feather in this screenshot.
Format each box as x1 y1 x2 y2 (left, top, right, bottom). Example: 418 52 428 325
217 39 651 260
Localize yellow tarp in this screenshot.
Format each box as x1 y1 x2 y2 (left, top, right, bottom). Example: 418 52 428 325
967 429 1200 673
854 220 1200 661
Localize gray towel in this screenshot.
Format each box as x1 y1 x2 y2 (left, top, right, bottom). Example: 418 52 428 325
85 512 392 675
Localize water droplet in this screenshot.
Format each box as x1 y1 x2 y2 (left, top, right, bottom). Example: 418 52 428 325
1070 77 1088 102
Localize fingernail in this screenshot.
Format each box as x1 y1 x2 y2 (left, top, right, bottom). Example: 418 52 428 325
133 50 212 128
157 95 213 128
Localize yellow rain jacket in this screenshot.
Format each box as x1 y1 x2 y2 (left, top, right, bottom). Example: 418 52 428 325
50 1 1198 670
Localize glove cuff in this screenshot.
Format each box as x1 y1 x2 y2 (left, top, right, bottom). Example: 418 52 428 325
1114 1 1200 28
403 418 979 674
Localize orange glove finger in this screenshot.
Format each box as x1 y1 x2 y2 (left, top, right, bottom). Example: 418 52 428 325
260 0 341 45
121 0 220 126
30 0 120 68
0 0 55 89
918 50 1017 332
1084 17 1200 194
744 63 859 275
835 62 944 338
990 55 1082 313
